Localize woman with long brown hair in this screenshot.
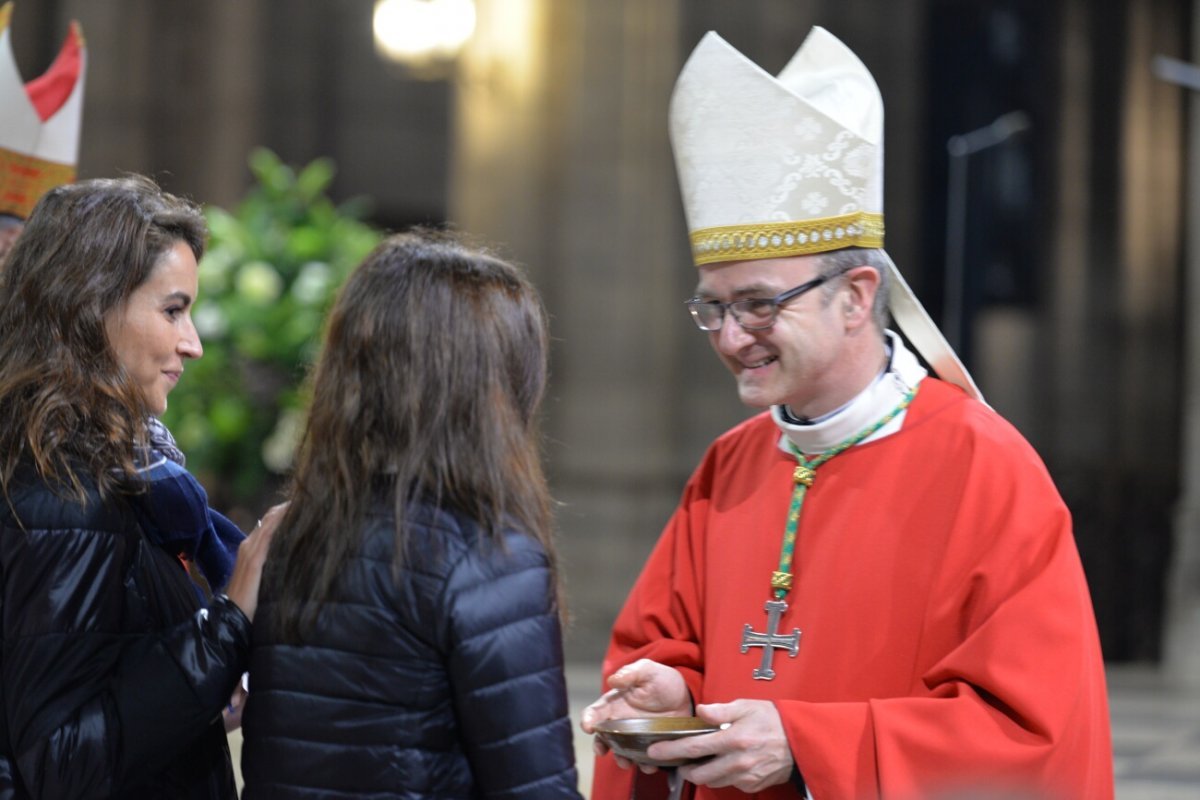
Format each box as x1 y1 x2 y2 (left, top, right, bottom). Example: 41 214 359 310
241 230 581 798
0 175 278 798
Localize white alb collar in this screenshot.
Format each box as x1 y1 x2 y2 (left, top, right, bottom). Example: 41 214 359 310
772 330 926 456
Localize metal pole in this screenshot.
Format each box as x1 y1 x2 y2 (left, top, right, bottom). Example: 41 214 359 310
943 146 969 353
941 111 1031 360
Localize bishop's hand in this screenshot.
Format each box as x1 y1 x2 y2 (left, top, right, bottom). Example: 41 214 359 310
580 658 693 771
646 699 794 792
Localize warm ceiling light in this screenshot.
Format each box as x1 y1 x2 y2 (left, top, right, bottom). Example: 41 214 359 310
373 0 477 67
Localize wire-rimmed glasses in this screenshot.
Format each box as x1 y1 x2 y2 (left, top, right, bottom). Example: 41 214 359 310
685 274 832 332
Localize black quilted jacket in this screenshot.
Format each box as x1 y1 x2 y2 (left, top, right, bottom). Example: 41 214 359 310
0 466 248 799
240 501 582 799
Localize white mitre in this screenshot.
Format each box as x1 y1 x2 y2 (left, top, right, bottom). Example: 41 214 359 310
0 1 87 220
668 27 981 401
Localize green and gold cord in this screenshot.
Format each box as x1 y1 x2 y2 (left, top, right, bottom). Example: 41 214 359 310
772 387 917 600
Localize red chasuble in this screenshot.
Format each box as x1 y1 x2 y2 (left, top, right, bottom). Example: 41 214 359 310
592 378 1113 800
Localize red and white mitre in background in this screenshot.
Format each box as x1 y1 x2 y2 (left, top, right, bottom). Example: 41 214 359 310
0 1 86 221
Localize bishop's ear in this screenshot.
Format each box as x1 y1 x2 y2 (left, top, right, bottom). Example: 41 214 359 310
841 265 880 326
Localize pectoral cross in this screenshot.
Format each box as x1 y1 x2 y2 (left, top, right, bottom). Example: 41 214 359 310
740 599 800 680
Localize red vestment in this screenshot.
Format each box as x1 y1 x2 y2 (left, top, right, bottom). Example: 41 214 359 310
593 378 1113 799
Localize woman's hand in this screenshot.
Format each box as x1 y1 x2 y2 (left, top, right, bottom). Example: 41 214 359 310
222 673 249 732
223 502 287 621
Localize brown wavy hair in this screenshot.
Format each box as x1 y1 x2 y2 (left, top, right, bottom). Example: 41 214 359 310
266 230 561 641
0 175 207 503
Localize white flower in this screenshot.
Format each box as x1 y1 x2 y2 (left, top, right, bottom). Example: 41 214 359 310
262 408 305 473
235 261 284 305
193 304 228 338
292 261 333 305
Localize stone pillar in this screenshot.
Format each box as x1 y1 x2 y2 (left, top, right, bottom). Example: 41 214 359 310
70 0 263 206
1047 0 1102 491
190 1 265 206
1164 0 1200 688
450 0 709 662
1045 0 1187 662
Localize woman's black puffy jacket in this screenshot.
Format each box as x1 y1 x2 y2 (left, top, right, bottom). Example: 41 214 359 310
0 466 249 799
241 501 582 799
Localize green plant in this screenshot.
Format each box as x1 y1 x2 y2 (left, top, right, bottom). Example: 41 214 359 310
162 148 383 505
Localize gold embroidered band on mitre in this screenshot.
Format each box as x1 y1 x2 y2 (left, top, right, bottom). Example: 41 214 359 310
0 148 75 219
688 211 884 266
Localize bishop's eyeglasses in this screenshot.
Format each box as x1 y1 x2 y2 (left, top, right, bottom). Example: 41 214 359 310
685 273 833 332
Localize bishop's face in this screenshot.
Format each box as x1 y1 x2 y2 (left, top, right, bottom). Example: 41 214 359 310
695 254 855 419
104 240 203 416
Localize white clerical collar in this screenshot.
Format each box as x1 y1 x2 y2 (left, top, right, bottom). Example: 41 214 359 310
772 331 927 455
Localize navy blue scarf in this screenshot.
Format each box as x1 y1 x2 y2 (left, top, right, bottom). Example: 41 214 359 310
133 418 245 592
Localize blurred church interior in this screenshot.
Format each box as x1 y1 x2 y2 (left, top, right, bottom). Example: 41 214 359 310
11 0 1199 682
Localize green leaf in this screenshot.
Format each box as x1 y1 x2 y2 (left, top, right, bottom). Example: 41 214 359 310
296 158 336 201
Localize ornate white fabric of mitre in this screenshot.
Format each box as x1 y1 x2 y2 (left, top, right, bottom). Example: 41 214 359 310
669 28 883 263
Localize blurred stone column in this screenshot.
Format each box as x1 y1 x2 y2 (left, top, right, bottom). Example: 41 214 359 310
71 0 263 206
1119 0 1187 663
1165 0 1200 688
449 0 700 662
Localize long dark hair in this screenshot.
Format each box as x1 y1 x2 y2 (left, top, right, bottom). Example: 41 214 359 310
266 230 560 641
0 175 207 503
